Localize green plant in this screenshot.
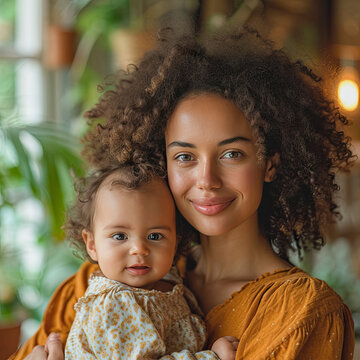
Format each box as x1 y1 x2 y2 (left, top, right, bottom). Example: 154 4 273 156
68 0 141 112
0 245 27 323
0 0 15 22
0 111 85 322
0 62 15 110
70 0 197 112
1 116 84 236
76 0 133 35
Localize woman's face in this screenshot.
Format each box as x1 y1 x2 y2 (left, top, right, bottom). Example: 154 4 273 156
165 93 273 236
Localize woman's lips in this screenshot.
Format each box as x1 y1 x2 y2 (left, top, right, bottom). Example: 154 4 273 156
126 265 151 276
191 198 234 215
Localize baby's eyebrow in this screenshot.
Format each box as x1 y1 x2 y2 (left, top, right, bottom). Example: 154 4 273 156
148 226 173 232
103 224 130 231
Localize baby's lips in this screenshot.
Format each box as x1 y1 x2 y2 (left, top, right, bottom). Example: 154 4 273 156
126 265 151 275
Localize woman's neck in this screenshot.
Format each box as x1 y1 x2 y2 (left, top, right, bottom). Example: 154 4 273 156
194 215 291 284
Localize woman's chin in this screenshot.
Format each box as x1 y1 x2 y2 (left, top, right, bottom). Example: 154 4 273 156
187 219 235 237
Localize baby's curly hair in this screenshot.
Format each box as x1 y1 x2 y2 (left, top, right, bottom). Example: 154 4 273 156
82 27 355 261
64 165 194 262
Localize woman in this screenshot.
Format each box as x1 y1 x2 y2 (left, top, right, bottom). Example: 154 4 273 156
16 28 355 359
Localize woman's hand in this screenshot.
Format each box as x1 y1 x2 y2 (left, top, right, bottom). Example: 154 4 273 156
211 336 239 360
24 333 64 360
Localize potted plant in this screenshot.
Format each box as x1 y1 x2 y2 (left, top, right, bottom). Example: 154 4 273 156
0 245 27 359
68 0 200 114
73 0 155 71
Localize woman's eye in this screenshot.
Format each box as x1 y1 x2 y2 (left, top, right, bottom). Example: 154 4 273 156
148 233 163 241
112 233 127 241
222 151 244 159
175 154 194 162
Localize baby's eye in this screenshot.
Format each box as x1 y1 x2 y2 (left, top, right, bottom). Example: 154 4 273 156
148 233 163 241
112 233 127 241
175 153 194 162
222 151 244 159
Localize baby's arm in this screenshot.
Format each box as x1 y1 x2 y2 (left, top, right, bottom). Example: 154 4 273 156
158 350 220 359
156 337 238 360
211 336 239 360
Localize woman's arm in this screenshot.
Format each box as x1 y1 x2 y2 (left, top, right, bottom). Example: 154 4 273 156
10 262 98 360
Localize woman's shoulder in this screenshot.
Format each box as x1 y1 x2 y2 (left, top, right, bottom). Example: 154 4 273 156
70 261 100 298
263 266 337 287
215 266 355 360
251 266 342 299
207 267 354 359
240 266 350 318
208 266 351 322
247 267 354 358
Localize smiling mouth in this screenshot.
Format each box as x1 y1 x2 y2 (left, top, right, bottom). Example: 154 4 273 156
191 199 234 215
126 266 151 276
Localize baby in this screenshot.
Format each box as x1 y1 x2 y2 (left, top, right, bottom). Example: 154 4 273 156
64 166 238 360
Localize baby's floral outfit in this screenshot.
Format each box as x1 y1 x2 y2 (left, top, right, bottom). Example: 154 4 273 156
65 267 218 360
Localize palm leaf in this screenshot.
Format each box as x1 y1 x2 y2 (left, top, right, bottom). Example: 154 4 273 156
1 118 85 241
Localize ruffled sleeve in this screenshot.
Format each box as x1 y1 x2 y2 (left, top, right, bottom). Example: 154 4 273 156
205 267 355 360
265 305 354 359
246 276 355 359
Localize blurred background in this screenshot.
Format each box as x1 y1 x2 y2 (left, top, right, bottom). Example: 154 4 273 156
0 0 360 358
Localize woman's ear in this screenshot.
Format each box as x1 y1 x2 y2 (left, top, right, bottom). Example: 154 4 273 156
82 229 98 262
264 153 280 183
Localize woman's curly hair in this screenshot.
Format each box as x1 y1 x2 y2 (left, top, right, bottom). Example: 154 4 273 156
64 165 194 262
82 27 355 261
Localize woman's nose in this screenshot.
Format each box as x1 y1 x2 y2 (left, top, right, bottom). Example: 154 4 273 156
129 239 150 256
196 159 222 190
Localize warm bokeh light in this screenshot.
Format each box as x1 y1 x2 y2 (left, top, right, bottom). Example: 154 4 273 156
338 79 359 111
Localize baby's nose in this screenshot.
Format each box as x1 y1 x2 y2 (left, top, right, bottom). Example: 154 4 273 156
129 240 150 256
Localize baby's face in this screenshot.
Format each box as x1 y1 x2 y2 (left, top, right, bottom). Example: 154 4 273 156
84 177 177 288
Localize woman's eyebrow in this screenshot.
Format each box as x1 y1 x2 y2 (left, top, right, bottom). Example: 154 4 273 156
218 136 251 146
167 141 195 149
167 136 251 149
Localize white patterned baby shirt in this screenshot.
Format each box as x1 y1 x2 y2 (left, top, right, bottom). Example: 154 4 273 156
65 267 219 360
